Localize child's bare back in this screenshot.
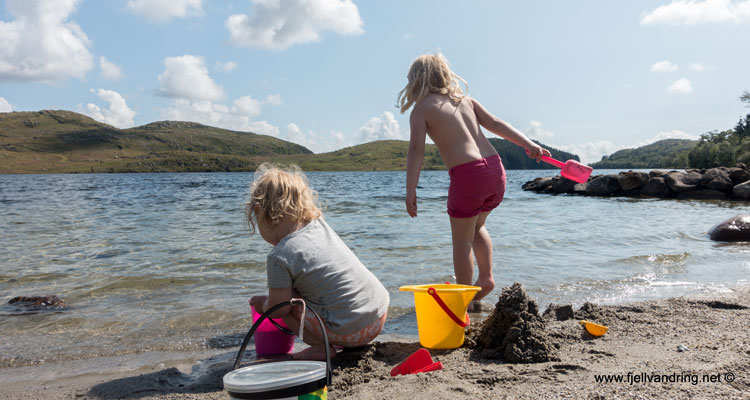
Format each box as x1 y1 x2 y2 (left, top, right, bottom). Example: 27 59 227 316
411 93 498 168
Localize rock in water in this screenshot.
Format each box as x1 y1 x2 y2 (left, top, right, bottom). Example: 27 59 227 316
709 215 750 242
586 175 620 196
618 171 649 191
7 295 67 312
473 283 559 363
734 181 750 199
665 172 697 193
640 177 672 198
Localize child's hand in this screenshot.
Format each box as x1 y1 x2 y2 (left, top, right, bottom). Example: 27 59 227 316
405 190 418 217
526 145 551 162
249 295 268 313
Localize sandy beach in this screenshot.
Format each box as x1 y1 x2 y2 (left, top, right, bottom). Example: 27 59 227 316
2 284 748 400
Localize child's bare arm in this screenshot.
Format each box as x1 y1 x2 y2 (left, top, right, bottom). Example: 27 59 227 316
471 98 549 160
405 111 427 217
250 287 293 318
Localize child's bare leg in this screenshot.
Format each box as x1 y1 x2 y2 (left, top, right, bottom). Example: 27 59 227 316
449 214 480 287
281 304 336 361
471 211 495 303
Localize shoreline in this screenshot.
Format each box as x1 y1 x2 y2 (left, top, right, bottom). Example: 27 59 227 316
2 285 748 399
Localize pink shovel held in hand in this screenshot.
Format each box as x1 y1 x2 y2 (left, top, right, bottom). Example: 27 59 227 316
541 155 593 183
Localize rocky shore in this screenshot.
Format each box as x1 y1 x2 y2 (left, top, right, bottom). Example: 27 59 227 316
522 164 750 201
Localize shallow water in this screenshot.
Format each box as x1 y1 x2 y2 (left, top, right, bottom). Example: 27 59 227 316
1 170 748 366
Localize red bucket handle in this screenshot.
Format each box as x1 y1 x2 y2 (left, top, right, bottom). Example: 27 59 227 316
427 287 470 327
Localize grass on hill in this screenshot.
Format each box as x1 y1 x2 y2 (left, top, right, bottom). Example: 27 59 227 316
1 110 582 173
0 110 311 173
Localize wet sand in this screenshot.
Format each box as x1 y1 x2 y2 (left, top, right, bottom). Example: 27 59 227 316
2 285 749 400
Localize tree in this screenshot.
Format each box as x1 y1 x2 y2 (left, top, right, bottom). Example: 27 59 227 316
741 90 750 106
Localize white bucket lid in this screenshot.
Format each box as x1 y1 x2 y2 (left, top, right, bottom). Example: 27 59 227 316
223 361 327 394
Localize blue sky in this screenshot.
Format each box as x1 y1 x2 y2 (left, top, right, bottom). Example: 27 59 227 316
1 0 749 163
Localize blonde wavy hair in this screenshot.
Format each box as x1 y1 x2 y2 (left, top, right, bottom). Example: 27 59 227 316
396 53 468 114
245 163 322 233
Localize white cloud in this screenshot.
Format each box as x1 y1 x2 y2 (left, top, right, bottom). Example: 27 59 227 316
158 55 226 101
638 130 698 146
161 99 280 135
0 97 13 112
265 94 283 106
359 111 402 143
689 62 706 71
127 0 203 23
233 96 263 117
226 0 364 50
651 60 679 72
278 124 349 153
0 0 93 83
284 123 318 150
667 78 693 93
524 120 556 141
641 0 750 26
555 140 621 165
215 61 238 72
99 56 123 80
79 89 136 128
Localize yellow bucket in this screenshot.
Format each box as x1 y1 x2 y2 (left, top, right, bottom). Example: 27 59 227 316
399 283 481 349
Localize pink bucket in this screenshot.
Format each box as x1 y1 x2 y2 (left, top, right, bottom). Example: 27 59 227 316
251 307 295 356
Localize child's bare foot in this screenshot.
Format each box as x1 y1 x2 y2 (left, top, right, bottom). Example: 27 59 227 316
292 344 337 361
472 277 495 303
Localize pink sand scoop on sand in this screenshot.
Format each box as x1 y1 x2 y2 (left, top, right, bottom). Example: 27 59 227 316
541 155 593 183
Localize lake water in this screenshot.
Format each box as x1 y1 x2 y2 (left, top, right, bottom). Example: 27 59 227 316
1 170 749 367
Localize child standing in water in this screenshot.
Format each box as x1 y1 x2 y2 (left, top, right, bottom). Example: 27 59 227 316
397 53 550 309
246 163 389 360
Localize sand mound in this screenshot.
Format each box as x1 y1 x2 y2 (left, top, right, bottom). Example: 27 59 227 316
470 283 559 363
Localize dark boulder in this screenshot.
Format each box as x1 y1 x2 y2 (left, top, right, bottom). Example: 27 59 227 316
682 171 704 186
640 177 672 197
618 171 649 191
729 168 750 185
7 295 67 312
649 170 669 178
702 168 733 191
586 174 621 196
665 172 697 192
677 189 726 200
522 177 553 192
550 177 577 194
734 181 750 199
708 215 750 242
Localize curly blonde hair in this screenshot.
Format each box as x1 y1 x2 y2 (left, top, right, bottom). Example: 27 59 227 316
396 53 468 114
245 163 322 233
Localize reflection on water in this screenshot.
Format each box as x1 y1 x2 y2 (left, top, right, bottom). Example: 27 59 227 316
0 170 748 366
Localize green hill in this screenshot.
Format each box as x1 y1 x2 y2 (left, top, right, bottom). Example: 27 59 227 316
591 139 697 169
0 110 311 173
0 110 582 173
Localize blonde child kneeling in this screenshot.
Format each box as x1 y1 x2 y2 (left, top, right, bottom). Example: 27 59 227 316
246 163 389 360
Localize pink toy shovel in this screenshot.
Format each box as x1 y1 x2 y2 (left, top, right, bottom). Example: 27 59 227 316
541 155 593 183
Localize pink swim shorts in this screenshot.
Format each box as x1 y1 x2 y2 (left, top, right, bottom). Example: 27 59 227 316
447 154 506 218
